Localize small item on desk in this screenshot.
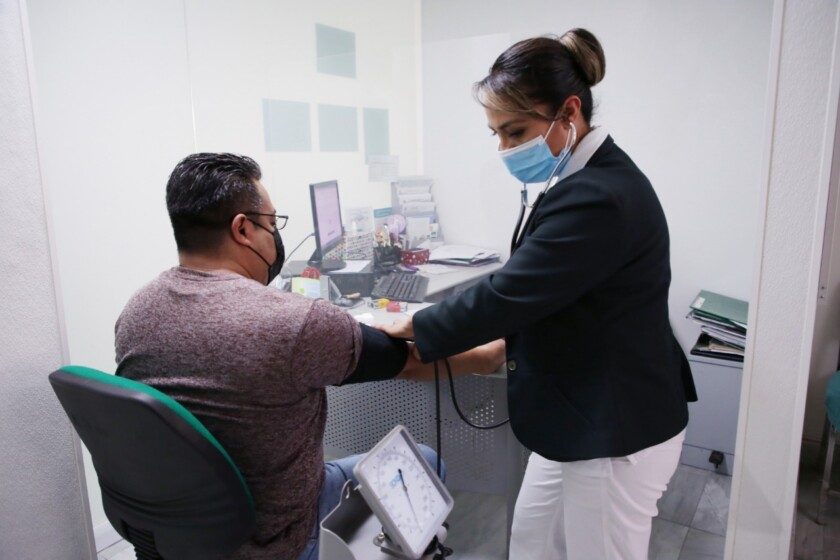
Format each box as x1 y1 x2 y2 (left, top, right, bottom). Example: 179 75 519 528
335 292 363 308
386 301 408 313
402 248 430 266
346 206 374 234
335 297 364 309
375 225 392 247
405 216 432 248
291 277 322 299
344 207 375 260
344 233 374 260
428 244 500 267
301 266 321 279
429 222 440 241
374 225 402 274
384 214 407 239
369 298 391 309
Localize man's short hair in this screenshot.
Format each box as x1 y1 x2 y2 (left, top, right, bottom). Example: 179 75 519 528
166 153 262 253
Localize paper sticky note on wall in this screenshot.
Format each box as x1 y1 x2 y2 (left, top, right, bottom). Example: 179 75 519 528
364 107 390 159
316 24 356 78
318 104 358 152
263 99 311 152
368 155 399 182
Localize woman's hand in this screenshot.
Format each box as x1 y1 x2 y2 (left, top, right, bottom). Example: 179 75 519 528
376 316 415 341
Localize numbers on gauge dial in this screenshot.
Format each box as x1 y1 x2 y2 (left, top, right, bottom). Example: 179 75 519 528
369 439 444 541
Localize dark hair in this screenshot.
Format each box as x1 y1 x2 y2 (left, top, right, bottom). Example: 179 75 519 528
165 153 262 253
474 28 605 123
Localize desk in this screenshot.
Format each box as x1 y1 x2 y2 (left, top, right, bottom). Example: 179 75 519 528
320 262 526 548
419 261 503 301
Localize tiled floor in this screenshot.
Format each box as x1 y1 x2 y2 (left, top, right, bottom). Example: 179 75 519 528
450 465 731 560
435 464 732 559
652 465 730 560
446 491 509 559
98 464 733 560
97 539 134 560
793 458 840 560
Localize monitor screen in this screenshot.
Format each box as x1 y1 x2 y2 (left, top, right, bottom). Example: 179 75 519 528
310 181 343 252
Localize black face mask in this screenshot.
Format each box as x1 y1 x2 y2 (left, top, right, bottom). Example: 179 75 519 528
247 219 285 285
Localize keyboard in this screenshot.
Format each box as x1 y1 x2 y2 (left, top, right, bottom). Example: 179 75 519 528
371 272 429 303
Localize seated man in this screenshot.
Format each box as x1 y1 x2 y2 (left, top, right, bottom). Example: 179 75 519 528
115 153 504 560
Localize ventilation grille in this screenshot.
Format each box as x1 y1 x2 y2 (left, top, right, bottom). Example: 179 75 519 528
324 375 514 493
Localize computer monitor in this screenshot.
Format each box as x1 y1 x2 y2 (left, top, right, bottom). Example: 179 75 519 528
308 180 346 272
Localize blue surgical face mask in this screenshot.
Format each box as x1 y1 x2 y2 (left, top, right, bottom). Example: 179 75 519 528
499 121 576 185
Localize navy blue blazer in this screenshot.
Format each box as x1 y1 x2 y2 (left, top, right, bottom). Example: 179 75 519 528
413 136 697 461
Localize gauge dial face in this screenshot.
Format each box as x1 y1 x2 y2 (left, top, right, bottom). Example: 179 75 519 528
357 431 448 555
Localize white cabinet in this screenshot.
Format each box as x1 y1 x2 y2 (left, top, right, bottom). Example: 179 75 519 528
682 355 743 475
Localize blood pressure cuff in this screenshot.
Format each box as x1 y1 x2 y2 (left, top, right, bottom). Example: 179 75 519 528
341 324 409 385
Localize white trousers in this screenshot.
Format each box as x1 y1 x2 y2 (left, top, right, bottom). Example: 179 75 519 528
509 429 686 560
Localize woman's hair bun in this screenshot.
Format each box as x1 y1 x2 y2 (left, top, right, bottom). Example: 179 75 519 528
558 28 605 87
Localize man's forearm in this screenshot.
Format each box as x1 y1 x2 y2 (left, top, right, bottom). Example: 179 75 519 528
397 340 505 381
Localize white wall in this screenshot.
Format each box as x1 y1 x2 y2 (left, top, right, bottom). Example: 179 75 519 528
727 1 840 557
804 112 840 442
420 0 773 354
183 0 422 248
25 0 421 547
25 0 197 543
0 0 95 557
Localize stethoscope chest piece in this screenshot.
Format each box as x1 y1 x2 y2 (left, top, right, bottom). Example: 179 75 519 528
511 187 546 253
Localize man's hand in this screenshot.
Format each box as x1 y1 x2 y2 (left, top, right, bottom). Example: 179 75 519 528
376 316 415 340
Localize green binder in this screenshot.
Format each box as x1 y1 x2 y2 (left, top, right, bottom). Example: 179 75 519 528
690 290 749 328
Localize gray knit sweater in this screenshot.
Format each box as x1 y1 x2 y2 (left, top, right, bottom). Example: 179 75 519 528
115 266 361 559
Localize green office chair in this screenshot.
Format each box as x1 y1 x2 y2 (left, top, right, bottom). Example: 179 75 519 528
819 369 840 525
48 366 255 560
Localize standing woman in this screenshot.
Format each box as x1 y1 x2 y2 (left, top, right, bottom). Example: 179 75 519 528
381 28 697 559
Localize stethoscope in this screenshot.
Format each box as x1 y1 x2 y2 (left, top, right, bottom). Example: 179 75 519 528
509 122 577 253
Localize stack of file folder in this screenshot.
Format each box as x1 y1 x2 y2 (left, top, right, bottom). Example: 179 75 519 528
687 290 749 363
391 176 437 216
428 244 500 267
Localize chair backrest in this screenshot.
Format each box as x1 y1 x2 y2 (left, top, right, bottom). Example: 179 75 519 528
827 369 840 429
49 366 255 560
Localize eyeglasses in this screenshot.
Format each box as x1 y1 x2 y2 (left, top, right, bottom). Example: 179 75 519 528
244 212 288 231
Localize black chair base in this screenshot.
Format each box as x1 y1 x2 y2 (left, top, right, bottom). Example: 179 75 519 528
125 525 164 560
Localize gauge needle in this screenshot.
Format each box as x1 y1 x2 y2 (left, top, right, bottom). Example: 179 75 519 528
398 469 421 528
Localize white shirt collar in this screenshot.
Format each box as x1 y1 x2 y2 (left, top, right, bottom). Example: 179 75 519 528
551 126 610 186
